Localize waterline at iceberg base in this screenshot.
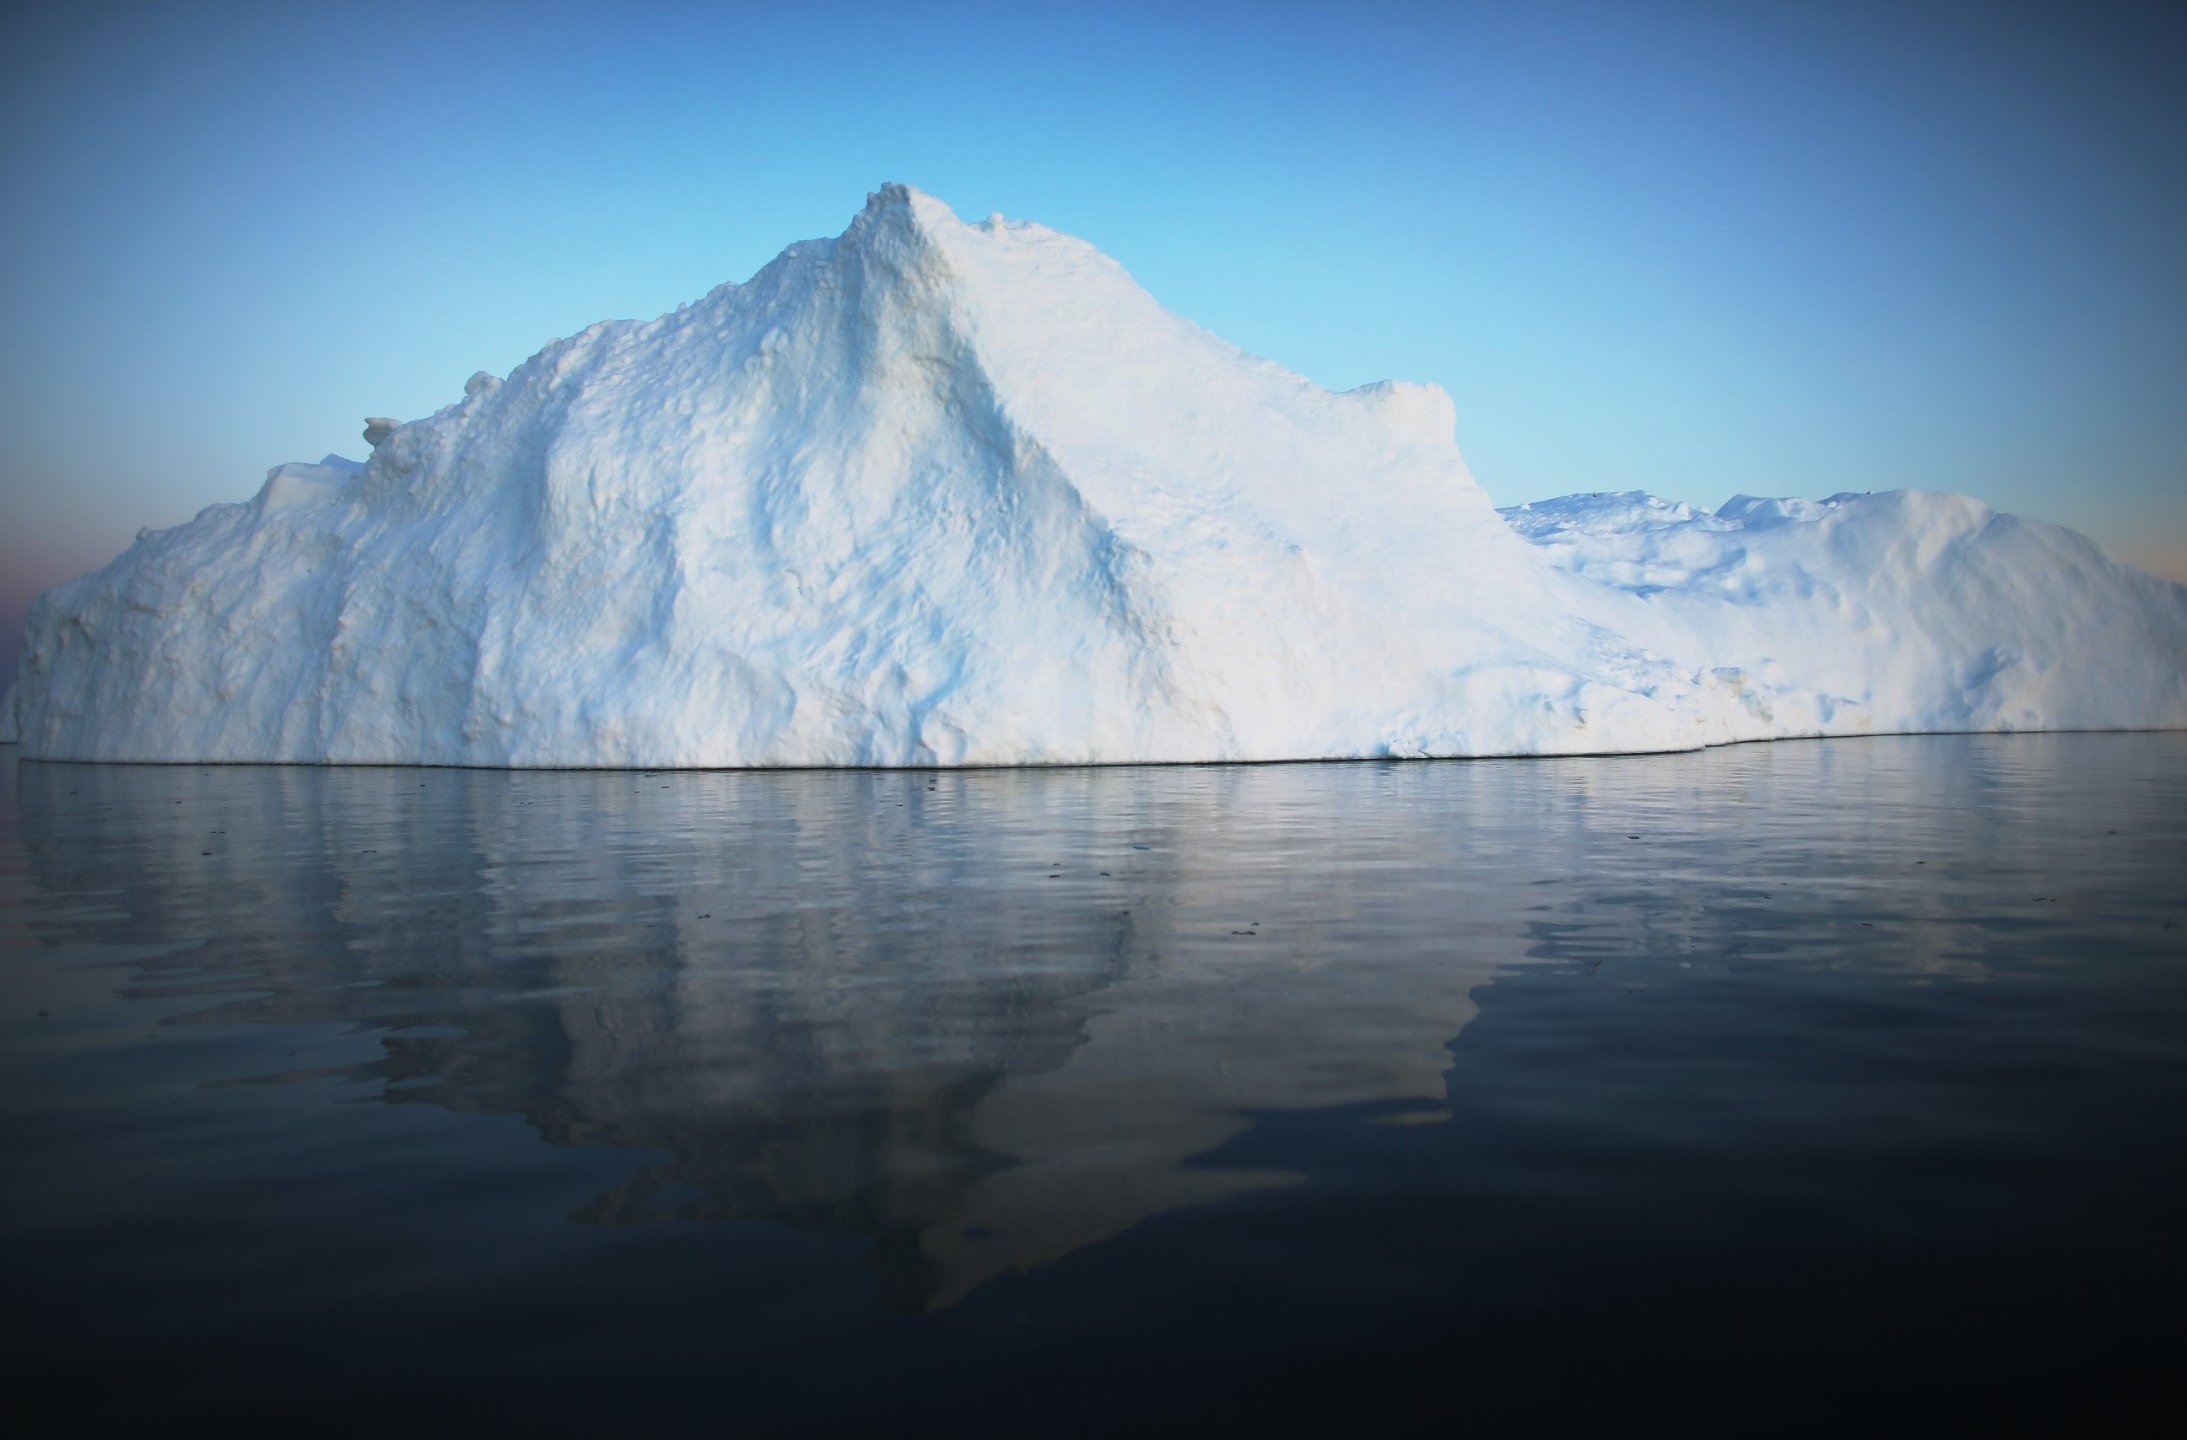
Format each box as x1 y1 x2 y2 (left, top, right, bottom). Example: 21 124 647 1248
5 184 2183 767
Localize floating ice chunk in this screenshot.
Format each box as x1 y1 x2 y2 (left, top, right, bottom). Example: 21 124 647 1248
7 185 2184 767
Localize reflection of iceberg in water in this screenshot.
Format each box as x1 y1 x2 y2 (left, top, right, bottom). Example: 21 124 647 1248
11 761 1527 1310
16 736 2121 1310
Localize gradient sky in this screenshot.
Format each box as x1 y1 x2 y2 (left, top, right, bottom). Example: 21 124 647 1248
4 0 2183 685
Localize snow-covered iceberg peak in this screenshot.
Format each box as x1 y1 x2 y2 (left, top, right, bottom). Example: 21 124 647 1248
5 185 2184 765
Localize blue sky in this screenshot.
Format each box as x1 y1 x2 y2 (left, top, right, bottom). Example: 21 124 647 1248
4 0 2183 683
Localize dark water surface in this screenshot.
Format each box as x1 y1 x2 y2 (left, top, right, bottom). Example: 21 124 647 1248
4 736 2184 1434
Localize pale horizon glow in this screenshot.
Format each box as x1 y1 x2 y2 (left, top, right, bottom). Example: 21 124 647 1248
4 0 2184 687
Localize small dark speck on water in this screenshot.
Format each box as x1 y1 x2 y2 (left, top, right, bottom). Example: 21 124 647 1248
1627 834 1640 839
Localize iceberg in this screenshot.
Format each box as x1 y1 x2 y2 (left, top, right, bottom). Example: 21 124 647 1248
4 184 2183 765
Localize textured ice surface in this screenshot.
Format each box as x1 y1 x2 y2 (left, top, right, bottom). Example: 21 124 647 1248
5 186 2184 765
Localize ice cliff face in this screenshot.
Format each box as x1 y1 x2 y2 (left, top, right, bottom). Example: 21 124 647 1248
5 185 2184 765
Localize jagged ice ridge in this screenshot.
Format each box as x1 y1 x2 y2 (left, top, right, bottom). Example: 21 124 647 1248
5 185 2183 765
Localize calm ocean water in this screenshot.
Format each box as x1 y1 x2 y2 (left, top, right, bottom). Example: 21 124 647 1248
4 735 2184 1434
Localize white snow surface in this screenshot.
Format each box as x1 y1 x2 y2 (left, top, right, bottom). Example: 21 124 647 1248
5 185 2184 765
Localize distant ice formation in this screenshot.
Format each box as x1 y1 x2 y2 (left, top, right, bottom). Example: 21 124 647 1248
5 185 2182 765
